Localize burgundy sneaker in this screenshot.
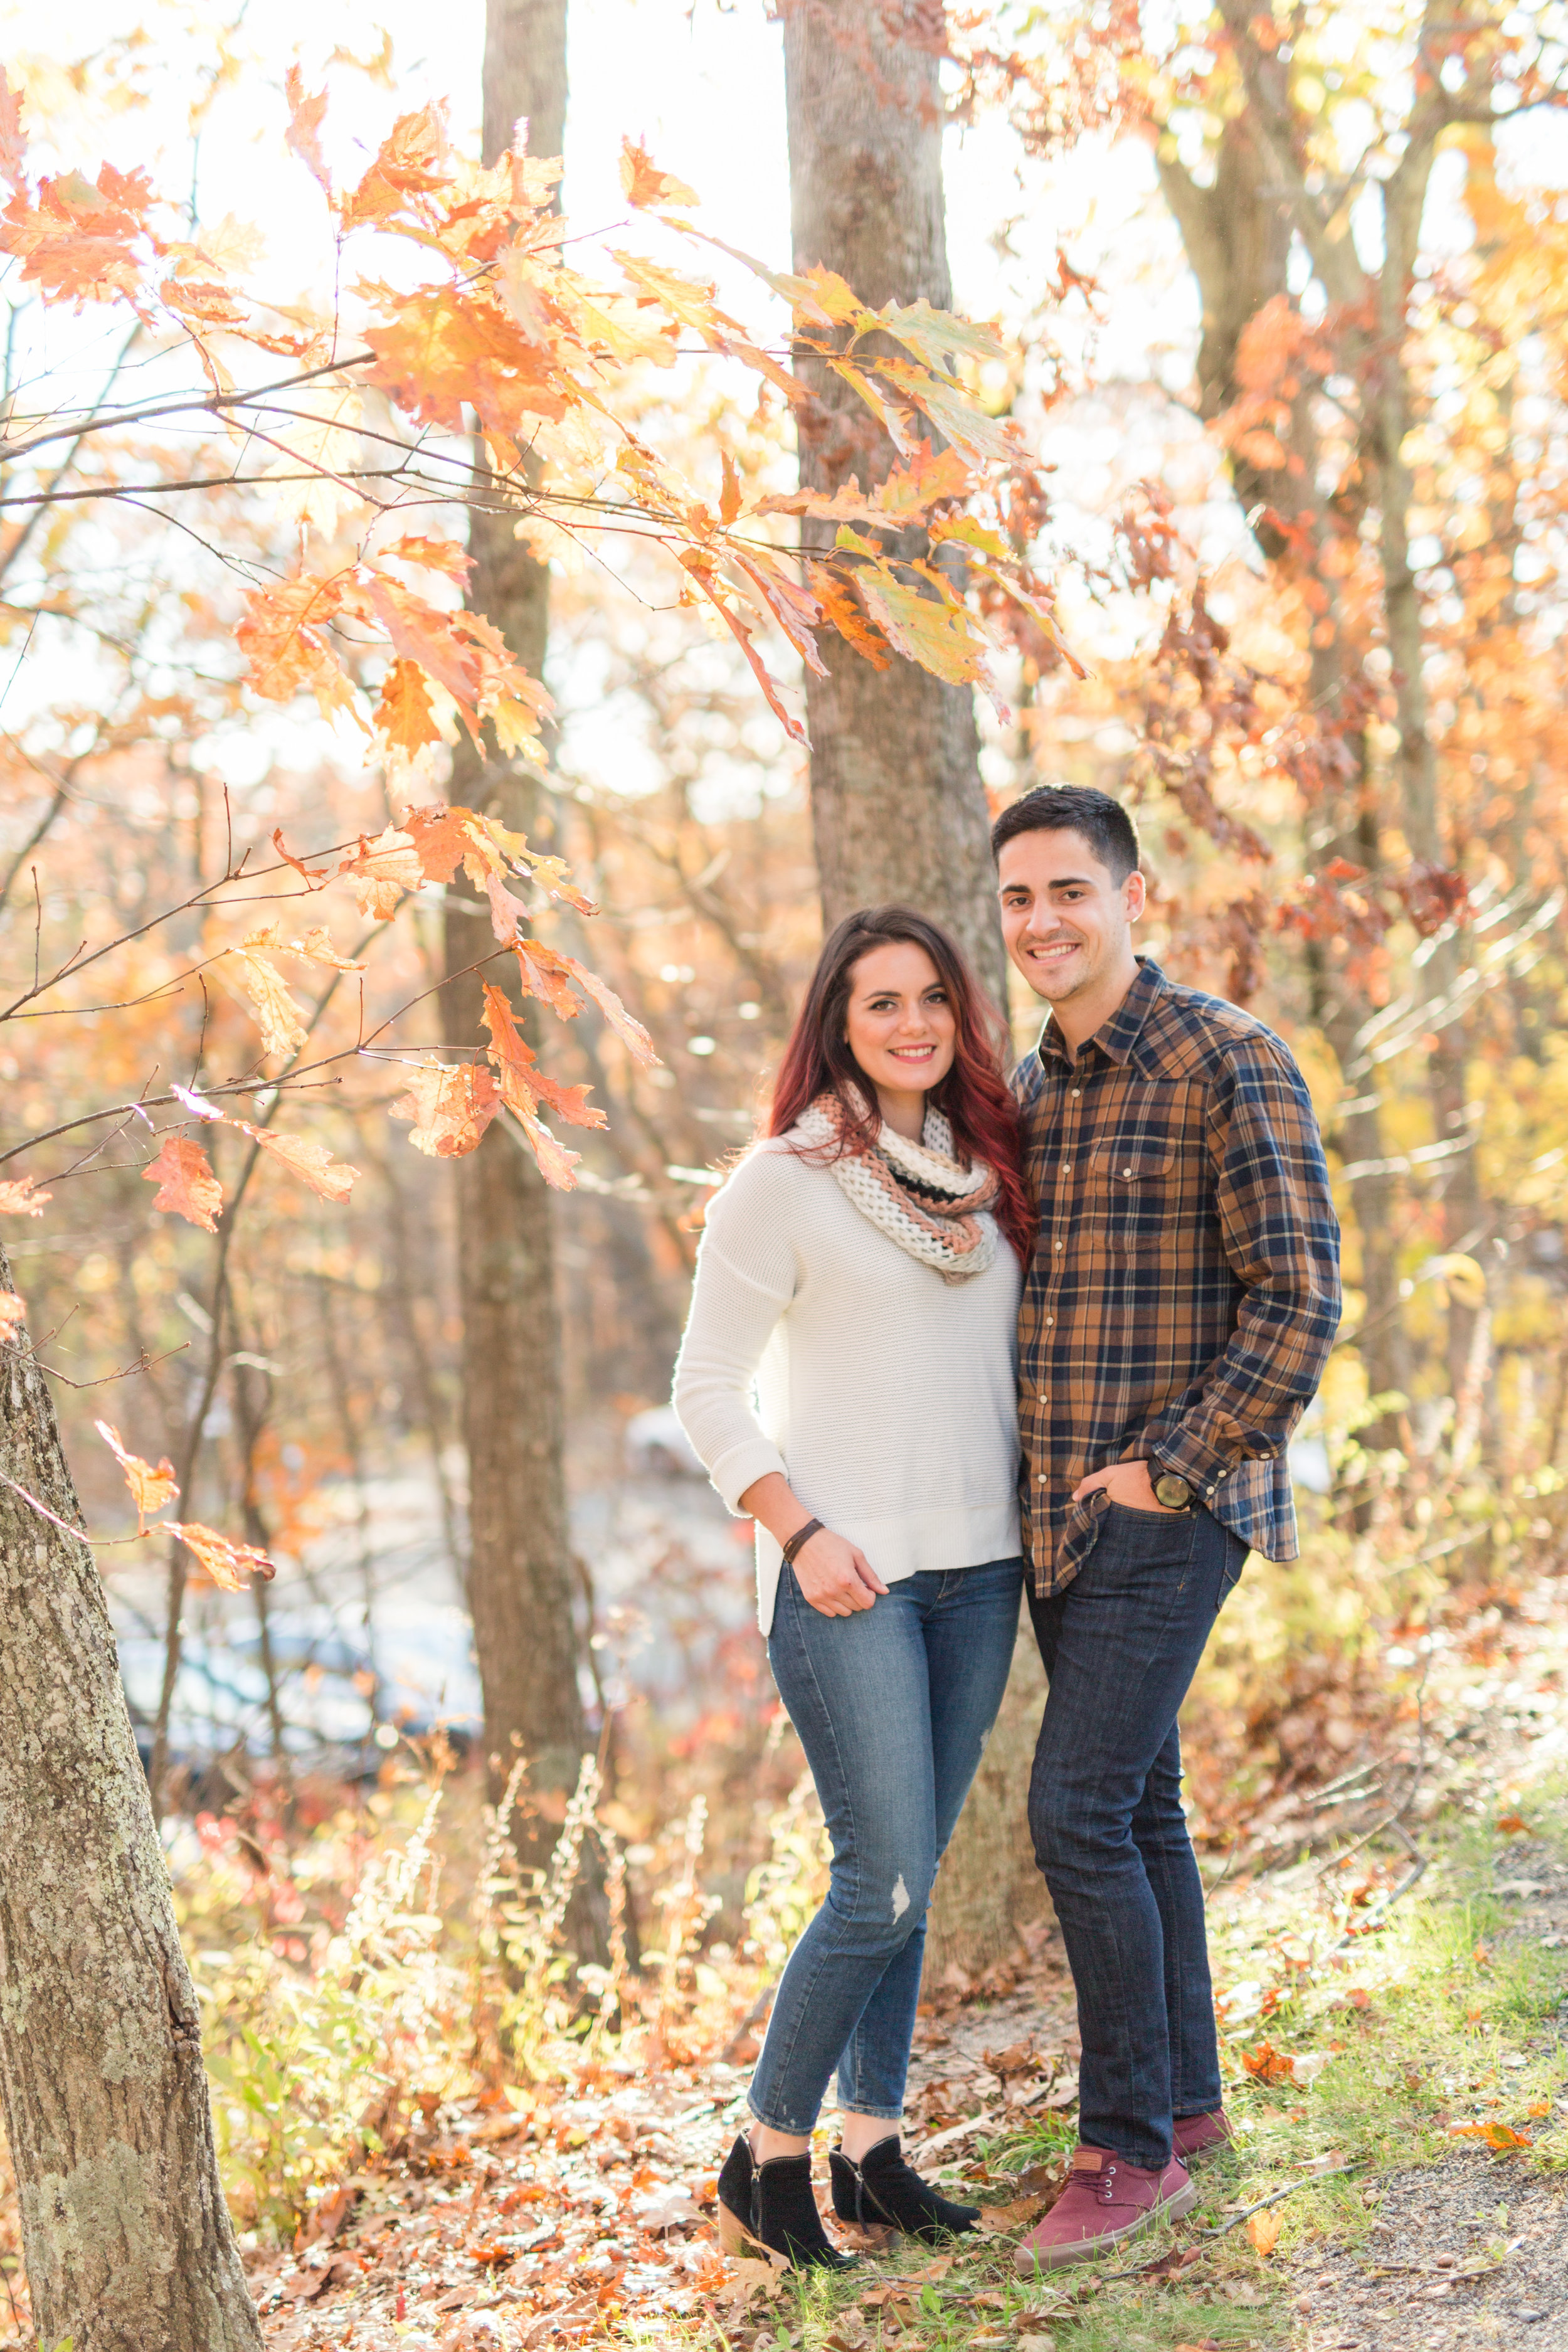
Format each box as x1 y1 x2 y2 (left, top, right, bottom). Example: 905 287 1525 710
1173 2107 1233 2163
1013 2145 1197 2274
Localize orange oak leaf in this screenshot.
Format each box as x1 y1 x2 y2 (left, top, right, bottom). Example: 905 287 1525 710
0 67 28 192
0 161 157 309
236 577 357 721
514 1108 581 1191
853 561 988 689
361 577 482 714
236 1123 359 1204
512 938 583 1020
363 287 567 440
1240 2040 1296 2084
341 100 450 231
284 65 332 198
0 1178 51 1216
389 1062 501 1158
1449 2121 1532 2148
679 553 808 746
374 659 442 756
94 1419 179 1534
1244 2208 1282 2257
484 871 529 943
378 534 472 583
272 825 331 883
563 956 659 1068
289 926 366 971
167 1521 275 1592
233 950 309 1060
339 826 423 918
142 1135 222 1231
807 560 892 670
618 136 699 213
400 803 505 887
0 1291 26 1342
517 845 596 915
480 983 605 1131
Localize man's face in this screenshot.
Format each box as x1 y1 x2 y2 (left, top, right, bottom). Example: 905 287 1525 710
997 827 1145 1005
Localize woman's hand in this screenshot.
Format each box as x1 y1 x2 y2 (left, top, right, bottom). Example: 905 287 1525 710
793 1527 889 1617
736 1473 890 1617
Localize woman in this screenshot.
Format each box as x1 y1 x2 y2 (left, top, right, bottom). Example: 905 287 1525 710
673 906 1032 2269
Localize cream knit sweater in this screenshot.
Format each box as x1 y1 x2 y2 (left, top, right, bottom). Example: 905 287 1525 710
672 1136 1023 1634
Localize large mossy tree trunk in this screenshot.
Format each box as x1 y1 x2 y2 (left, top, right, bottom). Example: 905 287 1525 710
0 1251 262 2351
442 0 603 1908
780 0 1047 1980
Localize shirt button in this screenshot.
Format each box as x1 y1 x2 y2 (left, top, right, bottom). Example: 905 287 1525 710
1062 1163 1071 1173
1053 1242 1063 1253
1121 1165 1133 1177
1037 1473 1049 1485
1038 1392 1049 1403
1071 1089 1081 1099
1046 1316 1054 1326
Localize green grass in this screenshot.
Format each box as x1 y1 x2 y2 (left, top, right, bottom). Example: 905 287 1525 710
664 1784 1568 2351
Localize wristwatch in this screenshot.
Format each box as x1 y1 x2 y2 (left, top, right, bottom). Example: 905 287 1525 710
1153 1471 1194 1510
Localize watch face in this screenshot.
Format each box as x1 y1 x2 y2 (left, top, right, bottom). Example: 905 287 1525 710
1155 1475 1190 1508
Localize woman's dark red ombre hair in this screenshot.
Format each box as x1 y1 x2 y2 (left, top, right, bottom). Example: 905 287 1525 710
766 905 1030 1262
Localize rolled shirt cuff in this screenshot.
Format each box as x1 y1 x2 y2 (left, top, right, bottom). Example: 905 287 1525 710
1150 1425 1239 1507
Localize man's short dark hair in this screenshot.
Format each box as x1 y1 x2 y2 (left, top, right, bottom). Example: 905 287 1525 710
990 785 1140 883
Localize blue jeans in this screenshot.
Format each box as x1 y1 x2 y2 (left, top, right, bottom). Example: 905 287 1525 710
1027 1502 1247 2171
751 1557 1025 2134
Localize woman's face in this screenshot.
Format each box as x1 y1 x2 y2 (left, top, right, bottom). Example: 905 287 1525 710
842 941 958 1109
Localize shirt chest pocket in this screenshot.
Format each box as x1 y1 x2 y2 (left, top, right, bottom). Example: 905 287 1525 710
1090 1140 1175 1251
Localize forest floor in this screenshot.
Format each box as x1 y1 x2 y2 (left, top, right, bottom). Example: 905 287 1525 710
241 1564 1568 2352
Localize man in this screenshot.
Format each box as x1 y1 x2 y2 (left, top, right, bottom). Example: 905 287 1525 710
997 785 1340 2273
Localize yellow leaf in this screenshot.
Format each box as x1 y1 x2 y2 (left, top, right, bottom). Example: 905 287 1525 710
167 1521 275 1592
233 950 309 1060
94 1419 179 1532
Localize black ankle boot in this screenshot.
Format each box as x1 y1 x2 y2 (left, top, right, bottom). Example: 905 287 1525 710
830 2136 982 2241
715 2132 857 2271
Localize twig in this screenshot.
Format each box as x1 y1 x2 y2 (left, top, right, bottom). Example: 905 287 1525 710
1194 2159 1369 2239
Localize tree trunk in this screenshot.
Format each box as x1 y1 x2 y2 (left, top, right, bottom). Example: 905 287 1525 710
0 1252 262 2352
1158 126 1412 1411
443 0 598 1883
781 0 1044 1979
923 1622 1047 1984
780 0 1004 1005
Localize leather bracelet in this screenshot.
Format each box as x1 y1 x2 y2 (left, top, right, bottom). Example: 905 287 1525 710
781 1517 825 1568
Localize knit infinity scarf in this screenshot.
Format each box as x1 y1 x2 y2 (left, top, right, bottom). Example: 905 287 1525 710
793 1088 1000 1283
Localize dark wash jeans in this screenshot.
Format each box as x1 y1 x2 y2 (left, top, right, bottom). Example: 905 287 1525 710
750 1556 1025 2134
1027 1501 1247 2171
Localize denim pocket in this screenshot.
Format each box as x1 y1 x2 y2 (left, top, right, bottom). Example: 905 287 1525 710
1093 1500 1200 1576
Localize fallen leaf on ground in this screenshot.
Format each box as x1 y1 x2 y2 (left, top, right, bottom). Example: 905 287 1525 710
1241 2040 1297 2084
1246 2207 1283 2255
977 2193 1049 2232
1449 2121 1531 2148
1142 2243 1206 2279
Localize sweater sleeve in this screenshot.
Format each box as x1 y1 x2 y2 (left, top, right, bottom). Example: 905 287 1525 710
672 1157 798 1515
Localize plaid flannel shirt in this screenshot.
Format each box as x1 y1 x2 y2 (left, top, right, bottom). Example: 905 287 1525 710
1015 959 1341 1596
